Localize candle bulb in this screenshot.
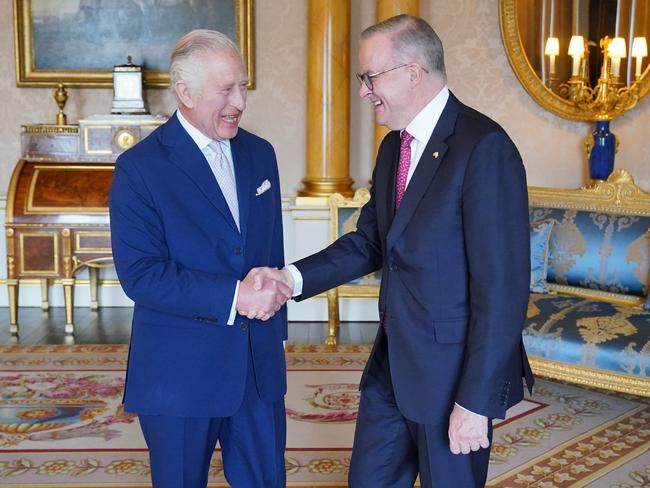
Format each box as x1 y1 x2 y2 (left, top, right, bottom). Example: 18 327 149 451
568 36 584 76
632 37 648 78
545 37 560 74
608 37 627 77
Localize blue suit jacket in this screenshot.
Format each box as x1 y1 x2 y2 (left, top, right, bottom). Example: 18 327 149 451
109 114 287 417
295 93 534 424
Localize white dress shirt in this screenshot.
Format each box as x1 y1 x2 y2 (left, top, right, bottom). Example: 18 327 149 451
176 109 239 326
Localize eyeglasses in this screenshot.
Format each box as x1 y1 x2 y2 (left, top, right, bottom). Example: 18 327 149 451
355 63 429 91
355 63 408 91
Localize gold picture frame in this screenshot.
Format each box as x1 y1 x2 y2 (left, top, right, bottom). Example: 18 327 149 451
13 0 255 88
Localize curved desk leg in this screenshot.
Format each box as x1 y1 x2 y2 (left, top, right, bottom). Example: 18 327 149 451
62 278 75 335
7 278 19 337
326 288 340 346
40 278 49 310
89 267 99 311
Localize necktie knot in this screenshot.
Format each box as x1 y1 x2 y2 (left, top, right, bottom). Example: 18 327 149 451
208 140 226 168
401 130 413 147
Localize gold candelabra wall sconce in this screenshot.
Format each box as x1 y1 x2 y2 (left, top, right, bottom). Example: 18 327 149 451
499 0 650 183
544 35 648 121
543 34 648 180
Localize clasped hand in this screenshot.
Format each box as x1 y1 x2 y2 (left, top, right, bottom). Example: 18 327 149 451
236 267 295 321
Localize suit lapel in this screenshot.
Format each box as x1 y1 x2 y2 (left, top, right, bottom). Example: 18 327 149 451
162 114 239 234
375 131 400 241
230 133 252 243
385 94 460 253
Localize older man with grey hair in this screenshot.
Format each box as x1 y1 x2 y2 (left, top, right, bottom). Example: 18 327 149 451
110 29 290 487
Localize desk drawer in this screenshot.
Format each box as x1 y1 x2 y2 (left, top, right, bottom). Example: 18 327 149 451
74 231 112 254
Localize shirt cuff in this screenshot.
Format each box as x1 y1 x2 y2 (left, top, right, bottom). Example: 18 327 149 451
285 264 303 297
455 402 480 416
227 280 240 325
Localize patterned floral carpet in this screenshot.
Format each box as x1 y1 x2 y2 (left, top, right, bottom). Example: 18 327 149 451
0 344 648 487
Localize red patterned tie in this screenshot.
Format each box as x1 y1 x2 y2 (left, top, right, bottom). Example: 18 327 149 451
383 130 413 335
395 130 414 209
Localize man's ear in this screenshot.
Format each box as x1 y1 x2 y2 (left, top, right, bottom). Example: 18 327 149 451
175 80 195 109
408 64 422 85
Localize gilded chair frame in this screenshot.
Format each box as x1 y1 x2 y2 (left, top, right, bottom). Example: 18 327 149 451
325 188 379 345
528 169 650 397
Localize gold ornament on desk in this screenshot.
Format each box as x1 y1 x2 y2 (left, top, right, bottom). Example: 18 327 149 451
114 127 137 150
53 83 69 126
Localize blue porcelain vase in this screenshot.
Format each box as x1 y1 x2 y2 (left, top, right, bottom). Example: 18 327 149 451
588 121 616 180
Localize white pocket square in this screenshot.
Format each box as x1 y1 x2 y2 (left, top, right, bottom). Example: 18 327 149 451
256 179 271 196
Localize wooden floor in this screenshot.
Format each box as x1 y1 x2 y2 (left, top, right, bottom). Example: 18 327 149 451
0 307 379 345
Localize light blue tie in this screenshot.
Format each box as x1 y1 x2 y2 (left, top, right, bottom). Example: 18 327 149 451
206 140 240 230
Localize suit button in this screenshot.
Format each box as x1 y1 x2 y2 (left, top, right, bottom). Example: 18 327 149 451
239 322 248 331
234 247 242 255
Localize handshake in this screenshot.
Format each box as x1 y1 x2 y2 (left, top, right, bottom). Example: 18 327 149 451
235 267 295 321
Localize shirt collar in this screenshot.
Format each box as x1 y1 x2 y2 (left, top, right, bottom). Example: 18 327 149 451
403 85 450 144
176 109 231 152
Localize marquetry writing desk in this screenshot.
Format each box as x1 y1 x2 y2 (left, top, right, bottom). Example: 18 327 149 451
5 159 114 336
6 115 166 339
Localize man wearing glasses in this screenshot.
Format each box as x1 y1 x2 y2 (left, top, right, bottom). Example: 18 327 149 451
249 14 534 487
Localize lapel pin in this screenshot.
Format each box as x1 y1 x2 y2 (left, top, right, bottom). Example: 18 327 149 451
433 151 439 158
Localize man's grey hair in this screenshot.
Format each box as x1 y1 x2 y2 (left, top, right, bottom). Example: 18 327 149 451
170 29 241 96
362 15 446 82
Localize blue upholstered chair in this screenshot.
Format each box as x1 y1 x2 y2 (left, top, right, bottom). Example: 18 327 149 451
526 170 650 396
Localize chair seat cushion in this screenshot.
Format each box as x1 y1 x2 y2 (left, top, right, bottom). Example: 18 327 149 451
523 293 650 377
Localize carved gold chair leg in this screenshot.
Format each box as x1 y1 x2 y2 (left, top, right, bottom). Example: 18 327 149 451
7 279 19 337
89 267 99 311
326 288 340 346
62 278 75 335
40 278 49 311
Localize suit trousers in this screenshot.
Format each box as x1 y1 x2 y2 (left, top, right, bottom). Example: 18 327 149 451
138 337 286 488
349 331 492 488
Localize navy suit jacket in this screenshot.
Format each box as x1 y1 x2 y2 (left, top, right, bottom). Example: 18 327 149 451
295 93 534 424
109 114 287 418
